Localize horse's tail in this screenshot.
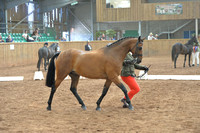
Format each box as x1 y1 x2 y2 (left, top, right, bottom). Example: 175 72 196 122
46 52 60 87
171 45 176 62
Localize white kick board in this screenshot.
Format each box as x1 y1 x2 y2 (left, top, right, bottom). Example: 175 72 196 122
138 71 200 80
0 76 24 81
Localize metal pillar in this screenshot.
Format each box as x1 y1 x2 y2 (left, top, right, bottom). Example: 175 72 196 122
5 9 8 33
195 18 198 38
90 0 94 40
138 21 141 36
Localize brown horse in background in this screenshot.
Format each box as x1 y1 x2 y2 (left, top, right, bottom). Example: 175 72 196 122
46 37 144 111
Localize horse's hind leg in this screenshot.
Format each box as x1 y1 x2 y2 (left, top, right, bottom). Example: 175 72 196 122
47 71 69 111
47 84 56 110
112 77 133 110
47 75 68 110
69 72 86 110
96 79 112 111
44 58 47 71
37 57 42 71
174 54 179 68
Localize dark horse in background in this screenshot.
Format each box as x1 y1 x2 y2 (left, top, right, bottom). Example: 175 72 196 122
171 36 198 68
45 37 144 111
37 43 59 71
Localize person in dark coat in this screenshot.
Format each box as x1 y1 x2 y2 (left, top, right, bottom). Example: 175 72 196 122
85 41 92 51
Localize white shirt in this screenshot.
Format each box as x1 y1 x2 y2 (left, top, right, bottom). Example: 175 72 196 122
148 35 156 40
22 33 28 39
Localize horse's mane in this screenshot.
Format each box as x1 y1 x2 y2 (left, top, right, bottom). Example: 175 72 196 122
49 43 58 48
185 36 196 46
106 37 136 47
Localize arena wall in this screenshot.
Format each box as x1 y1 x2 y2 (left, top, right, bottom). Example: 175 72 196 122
0 39 189 68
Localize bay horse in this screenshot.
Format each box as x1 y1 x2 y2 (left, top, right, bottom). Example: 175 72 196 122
46 37 144 111
37 43 59 71
171 36 198 68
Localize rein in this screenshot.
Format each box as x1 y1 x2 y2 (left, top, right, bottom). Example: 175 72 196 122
136 65 151 78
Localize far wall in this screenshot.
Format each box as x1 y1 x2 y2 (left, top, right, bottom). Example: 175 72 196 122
71 2 199 40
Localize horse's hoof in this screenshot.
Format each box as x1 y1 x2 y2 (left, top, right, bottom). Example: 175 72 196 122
81 105 87 110
128 105 134 110
47 106 51 111
96 107 101 111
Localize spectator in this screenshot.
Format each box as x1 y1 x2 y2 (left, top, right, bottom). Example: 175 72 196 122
85 40 92 51
27 35 35 42
32 28 40 41
155 34 159 40
192 41 200 67
147 32 156 40
61 37 67 41
22 30 28 40
6 35 14 42
100 33 106 40
0 35 4 43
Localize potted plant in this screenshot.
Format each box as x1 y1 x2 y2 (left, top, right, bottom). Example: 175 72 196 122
106 29 116 40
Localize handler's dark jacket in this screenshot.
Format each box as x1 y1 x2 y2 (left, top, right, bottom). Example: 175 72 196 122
85 44 92 51
121 53 146 77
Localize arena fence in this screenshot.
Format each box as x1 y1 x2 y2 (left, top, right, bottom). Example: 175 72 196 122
0 39 189 68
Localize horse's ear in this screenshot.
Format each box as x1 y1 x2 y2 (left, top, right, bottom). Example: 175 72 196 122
138 36 141 41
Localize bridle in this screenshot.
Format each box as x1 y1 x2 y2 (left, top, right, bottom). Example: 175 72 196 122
130 41 143 58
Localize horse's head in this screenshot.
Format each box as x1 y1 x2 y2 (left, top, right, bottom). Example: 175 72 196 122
129 36 144 64
188 36 198 45
50 43 59 52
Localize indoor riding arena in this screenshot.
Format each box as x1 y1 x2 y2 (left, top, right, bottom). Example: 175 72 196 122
1 0 200 133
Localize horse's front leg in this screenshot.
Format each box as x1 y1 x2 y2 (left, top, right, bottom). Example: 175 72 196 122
96 79 112 111
188 53 191 67
112 77 133 110
183 54 187 67
69 73 86 110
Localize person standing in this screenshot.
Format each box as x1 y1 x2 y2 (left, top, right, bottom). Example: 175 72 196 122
155 34 159 40
192 41 200 67
120 52 149 109
85 41 92 51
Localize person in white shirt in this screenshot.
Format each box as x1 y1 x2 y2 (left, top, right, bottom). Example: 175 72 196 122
22 30 28 40
148 32 156 40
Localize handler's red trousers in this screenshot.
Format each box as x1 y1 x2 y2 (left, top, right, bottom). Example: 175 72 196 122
121 76 140 100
